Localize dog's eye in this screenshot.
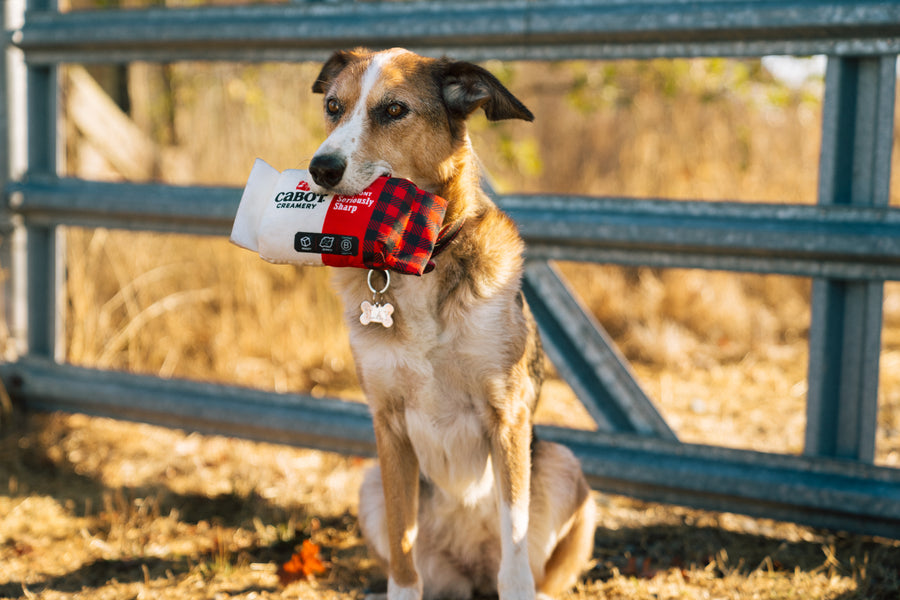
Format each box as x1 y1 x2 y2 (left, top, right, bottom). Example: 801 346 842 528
326 98 342 116
385 102 408 119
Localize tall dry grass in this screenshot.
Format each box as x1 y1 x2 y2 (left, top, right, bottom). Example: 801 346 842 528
65 229 357 397
57 58 900 464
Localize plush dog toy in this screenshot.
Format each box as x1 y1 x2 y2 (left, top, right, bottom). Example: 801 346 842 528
230 159 453 276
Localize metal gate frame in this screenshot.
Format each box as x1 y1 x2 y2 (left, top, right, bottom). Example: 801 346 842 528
3 0 900 537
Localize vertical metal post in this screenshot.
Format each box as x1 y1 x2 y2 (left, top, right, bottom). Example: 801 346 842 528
13 0 66 363
25 63 66 362
805 56 895 462
3 0 27 359
1 4 13 359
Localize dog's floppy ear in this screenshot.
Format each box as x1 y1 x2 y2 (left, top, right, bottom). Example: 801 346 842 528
312 48 368 94
439 60 534 122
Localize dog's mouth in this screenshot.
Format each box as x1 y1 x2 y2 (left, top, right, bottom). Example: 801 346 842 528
308 151 395 195
372 162 394 183
310 174 387 196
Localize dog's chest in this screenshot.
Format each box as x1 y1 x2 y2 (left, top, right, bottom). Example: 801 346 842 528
344 272 506 501
405 394 494 503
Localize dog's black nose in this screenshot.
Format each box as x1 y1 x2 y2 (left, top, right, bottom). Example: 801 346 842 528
309 154 346 189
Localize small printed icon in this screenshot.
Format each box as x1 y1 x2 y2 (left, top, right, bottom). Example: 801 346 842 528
295 180 311 191
295 232 357 255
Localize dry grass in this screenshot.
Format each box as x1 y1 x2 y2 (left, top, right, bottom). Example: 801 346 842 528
2 412 899 600
1 412 375 600
64 228 357 398
2 55 900 599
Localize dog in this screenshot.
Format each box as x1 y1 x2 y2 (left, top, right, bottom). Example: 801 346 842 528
308 48 596 600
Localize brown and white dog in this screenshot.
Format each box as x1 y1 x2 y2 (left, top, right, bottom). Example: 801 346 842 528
308 48 596 600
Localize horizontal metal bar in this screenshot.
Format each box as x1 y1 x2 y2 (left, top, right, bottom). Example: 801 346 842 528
1 357 376 456
504 194 900 280
538 425 900 539
8 177 237 235
11 0 900 64
4 358 899 538
10 177 900 279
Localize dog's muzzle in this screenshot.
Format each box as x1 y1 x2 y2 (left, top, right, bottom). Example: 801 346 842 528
309 153 347 189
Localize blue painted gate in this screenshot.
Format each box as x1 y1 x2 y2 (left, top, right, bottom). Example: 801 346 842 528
2 0 900 537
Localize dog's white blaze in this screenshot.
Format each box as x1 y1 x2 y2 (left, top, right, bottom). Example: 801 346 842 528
312 49 405 193
323 53 384 153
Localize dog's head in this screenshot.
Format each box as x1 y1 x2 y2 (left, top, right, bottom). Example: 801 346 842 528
308 47 533 195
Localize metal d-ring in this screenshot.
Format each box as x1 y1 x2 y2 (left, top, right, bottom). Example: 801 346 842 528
367 269 390 296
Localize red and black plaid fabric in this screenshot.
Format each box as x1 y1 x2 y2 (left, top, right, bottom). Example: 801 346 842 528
362 178 448 275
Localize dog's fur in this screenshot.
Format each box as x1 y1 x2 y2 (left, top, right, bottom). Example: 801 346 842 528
308 48 596 600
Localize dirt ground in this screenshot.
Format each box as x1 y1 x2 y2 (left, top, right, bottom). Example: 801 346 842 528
2 410 899 600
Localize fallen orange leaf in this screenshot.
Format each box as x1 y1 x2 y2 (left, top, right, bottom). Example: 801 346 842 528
277 539 327 585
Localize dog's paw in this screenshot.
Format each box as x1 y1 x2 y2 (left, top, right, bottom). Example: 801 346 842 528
387 576 423 600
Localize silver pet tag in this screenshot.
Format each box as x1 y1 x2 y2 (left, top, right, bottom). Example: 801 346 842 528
360 269 394 328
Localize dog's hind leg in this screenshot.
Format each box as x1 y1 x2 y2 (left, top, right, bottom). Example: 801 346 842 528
536 487 596 597
528 441 597 598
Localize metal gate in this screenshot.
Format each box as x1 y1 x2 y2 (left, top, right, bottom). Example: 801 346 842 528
3 0 900 538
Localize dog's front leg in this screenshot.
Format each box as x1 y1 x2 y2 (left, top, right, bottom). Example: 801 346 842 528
491 401 535 600
373 410 422 600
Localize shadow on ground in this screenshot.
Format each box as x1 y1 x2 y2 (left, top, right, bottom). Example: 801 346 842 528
2 411 898 599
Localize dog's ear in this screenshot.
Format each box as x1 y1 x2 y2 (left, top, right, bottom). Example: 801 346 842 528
312 48 369 94
439 61 534 122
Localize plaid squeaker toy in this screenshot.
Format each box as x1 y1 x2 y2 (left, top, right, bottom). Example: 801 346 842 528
230 160 455 276
362 177 447 275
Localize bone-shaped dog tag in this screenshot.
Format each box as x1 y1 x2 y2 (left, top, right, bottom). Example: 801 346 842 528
360 300 394 328
360 269 394 328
